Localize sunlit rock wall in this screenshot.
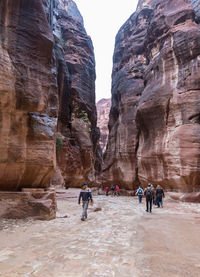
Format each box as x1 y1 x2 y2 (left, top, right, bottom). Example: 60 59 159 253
102 0 200 192
0 0 101 218
0 0 58 191
0 0 101 192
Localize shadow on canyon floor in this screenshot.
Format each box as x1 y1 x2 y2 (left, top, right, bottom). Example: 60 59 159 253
0 189 200 277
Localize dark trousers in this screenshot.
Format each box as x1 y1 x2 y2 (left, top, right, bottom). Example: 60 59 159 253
146 198 152 212
138 195 142 203
157 196 162 207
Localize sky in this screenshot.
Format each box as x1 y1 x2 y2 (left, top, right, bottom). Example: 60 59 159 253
73 0 138 102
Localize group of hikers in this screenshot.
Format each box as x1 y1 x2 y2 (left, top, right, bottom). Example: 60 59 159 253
135 183 165 213
105 185 120 196
78 182 165 221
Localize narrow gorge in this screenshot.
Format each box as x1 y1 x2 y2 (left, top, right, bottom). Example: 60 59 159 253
1 0 200 219
1 0 200 276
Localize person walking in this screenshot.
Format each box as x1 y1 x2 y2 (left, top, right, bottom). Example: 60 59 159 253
78 183 93 221
150 183 156 204
114 185 120 196
110 185 115 196
105 186 110 196
144 184 154 213
155 185 165 208
135 185 144 203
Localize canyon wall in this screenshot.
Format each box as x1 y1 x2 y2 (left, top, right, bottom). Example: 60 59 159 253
97 98 111 153
0 0 58 191
0 0 100 218
53 0 102 187
102 0 200 192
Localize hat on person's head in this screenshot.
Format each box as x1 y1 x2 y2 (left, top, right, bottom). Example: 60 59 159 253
82 182 88 188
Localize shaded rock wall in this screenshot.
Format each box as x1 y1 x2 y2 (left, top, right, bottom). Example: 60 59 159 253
53 0 102 187
102 0 200 192
97 98 111 153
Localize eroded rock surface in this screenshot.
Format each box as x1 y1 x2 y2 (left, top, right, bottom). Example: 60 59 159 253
0 189 56 220
102 0 200 191
0 0 57 191
54 0 102 187
97 98 111 153
0 0 100 218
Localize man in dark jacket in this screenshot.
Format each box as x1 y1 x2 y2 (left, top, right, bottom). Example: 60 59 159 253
78 183 93 221
144 184 155 213
155 185 165 208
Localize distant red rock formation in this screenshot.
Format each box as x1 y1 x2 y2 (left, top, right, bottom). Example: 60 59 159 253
97 99 111 153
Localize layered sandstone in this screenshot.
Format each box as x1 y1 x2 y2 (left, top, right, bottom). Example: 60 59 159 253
54 0 102 187
102 0 200 192
0 0 58 191
0 189 56 220
0 0 100 218
97 98 111 153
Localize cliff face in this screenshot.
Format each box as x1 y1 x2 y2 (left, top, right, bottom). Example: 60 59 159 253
0 0 100 191
0 0 100 218
102 0 200 191
54 0 101 187
0 0 57 191
97 98 111 153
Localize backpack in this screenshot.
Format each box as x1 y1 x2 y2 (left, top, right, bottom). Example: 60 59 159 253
138 188 143 195
146 189 152 199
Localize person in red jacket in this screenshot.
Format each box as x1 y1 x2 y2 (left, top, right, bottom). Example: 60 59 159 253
114 185 120 196
105 186 110 196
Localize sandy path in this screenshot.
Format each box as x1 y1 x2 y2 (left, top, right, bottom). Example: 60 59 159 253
0 190 200 277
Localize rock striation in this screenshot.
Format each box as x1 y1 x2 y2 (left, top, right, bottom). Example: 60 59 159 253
0 0 100 218
53 0 102 187
97 98 111 153
0 0 57 191
102 0 200 192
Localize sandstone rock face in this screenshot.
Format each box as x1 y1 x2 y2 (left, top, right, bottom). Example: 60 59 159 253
0 0 58 191
168 192 200 203
102 0 200 192
0 189 56 220
97 98 111 153
54 0 102 188
0 0 101 218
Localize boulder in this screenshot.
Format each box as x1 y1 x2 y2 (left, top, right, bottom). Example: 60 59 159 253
168 192 200 203
0 189 56 220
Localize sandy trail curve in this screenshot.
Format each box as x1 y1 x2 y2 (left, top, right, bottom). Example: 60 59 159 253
0 189 200 277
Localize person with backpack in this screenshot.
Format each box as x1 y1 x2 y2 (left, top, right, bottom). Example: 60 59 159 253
150 183 156 204
78 183 93 221
155 185 165 208
144 184 155 213
110 185 115 196
135 185 144 203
